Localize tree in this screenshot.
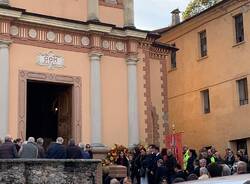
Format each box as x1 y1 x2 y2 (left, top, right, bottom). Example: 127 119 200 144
182 0 221 20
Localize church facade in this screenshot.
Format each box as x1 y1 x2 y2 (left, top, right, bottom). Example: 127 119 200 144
0 0 174 148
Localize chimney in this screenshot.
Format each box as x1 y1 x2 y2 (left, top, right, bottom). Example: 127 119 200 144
171 9 181 26
0 0 9 6
87 0 99 22
124 0 135 28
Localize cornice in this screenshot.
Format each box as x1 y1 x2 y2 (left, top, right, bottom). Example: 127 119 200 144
0 6 172 60
0 6 147 39
19 14 89 31
0 7 22 18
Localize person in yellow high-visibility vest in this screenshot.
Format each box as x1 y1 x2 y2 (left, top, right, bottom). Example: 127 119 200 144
208 149 216 164
183 145 190 170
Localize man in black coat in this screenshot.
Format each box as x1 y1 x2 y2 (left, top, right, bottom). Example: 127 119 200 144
155 159 168 184
165 149 177 183
66 139 82 159
0 135 18 159
145 145 162 184
46 137 66 159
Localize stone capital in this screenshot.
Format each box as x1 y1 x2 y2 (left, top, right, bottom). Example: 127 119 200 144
126 55 139 65
89 51 103 60
0 40 11 48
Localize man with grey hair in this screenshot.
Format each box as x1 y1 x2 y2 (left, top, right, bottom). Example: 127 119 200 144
237 161 247 174
199 158 207 168
56 137 64 144
46 137 66 159
19 137 38 158
0 135 18 158
198 167 209 180
36 138 45 158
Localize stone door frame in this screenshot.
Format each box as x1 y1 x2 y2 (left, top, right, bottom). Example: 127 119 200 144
18 70 82 143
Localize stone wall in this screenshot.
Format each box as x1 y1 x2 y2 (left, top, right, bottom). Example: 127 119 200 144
0 159 102 184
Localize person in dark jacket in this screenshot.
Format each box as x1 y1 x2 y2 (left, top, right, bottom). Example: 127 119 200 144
155 159 167 184
139 148 148 184
130 147 141 184
66 139 82 159
79 143 91 159
46 137 66 159
147 145 157 184
173 164 186 181
0 135 18 159
13 138 22 152
36 137 45 158
85 144 93 159
165 149 177 183
116 151 129 167
224 149 235 168
186 149 197 174
19 137 38 158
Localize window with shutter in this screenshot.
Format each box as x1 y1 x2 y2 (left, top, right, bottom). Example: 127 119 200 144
235 14 244 43
199 30 207 58
237 78 248 105
201 89 210 114
171 51 176 69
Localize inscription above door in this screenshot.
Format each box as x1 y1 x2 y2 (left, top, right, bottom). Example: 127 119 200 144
37 51 64 70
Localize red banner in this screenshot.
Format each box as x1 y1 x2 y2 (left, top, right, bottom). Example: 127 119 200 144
165 132 183 166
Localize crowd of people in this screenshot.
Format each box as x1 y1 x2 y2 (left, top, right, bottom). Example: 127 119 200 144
0 135 93 159
0 135 250 184
104 144 250 184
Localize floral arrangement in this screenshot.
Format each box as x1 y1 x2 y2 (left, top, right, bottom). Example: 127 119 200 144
102 144 129 166
102 144 146 166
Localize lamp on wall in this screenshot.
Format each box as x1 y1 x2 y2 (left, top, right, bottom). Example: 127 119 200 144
51 98 59 114
172 123 176 133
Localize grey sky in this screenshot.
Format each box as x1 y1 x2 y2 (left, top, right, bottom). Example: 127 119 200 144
134 0 190 30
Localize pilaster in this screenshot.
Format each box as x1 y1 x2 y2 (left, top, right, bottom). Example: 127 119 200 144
127 55 139 147
89 51 103 147
0 40 10 139
123 0 135 28
87 0 100 22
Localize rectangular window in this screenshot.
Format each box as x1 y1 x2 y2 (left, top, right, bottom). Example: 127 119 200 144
199 30 207 58
235 13 244 43
171 51 176 69
201 89 210 113
237 78 248 105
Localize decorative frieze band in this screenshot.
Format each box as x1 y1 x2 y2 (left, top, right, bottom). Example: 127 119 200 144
9 24 91 47
7 23 128 53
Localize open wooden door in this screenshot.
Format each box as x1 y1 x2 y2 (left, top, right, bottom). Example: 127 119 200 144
57 85 72 144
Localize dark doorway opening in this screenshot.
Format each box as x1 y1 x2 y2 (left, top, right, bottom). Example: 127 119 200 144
237 139 248 156
26 80 73 146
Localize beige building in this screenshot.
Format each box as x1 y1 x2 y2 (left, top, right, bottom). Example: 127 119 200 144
159 0 250 154
0 0 175 149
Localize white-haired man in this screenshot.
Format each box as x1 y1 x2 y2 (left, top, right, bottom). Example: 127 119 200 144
46 137 66 159
19 137 38 158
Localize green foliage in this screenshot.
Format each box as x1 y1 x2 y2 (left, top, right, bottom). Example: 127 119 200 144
182 0 221 20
